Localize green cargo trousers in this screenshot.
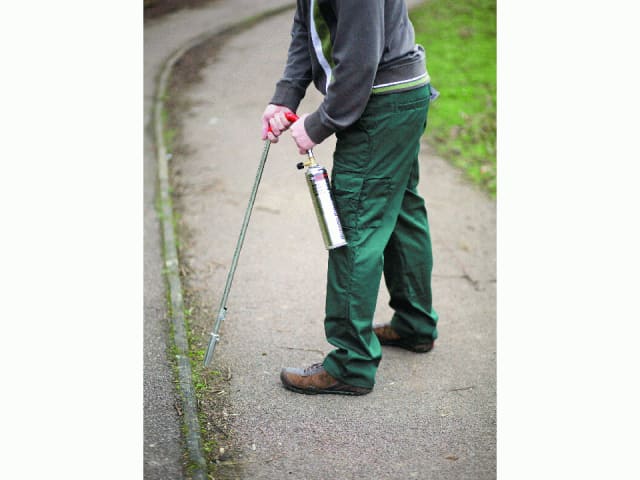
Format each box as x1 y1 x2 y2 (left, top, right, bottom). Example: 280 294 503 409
321 84 439 389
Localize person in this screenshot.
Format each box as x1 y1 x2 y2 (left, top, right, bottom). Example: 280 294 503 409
261 0 439 396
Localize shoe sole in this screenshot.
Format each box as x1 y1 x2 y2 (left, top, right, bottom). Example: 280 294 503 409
281 378 371 396
378 339 434 353
282 384 371 396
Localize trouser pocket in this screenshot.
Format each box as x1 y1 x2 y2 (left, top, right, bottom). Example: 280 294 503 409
331 174 362 230
332 173 391 231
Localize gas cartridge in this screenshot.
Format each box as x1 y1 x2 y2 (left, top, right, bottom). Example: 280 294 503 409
297 151 347 250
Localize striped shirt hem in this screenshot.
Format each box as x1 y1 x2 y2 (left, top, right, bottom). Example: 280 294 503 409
372 73 430 95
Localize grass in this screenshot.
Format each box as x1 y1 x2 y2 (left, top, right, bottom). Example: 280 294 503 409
167 300 221 476
410 0 496 196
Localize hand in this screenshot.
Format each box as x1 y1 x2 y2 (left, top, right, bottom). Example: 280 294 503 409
261 104 294 143
290 114 316 154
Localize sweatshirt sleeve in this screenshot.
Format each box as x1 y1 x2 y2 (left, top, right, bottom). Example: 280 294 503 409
270 3 313 112
305 0 384 144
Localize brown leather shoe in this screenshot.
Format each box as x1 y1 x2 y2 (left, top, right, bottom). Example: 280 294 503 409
280 363 372 396
373 323 435 353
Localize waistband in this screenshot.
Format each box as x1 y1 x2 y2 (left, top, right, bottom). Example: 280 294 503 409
372 73 430 95
363 84 431 115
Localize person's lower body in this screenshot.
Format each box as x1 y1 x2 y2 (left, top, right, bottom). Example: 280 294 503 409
281 85 439 395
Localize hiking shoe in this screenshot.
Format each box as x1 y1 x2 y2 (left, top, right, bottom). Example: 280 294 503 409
280 363 372 396
373 323 435 353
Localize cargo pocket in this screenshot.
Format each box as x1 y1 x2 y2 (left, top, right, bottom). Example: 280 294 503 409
331 173 364 230
359 177 391 229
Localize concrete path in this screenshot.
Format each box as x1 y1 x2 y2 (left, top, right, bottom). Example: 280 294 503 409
144 2 295 478
145 1 495 478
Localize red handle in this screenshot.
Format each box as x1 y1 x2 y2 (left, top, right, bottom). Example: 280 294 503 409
284 112 299 123
267 112 299 133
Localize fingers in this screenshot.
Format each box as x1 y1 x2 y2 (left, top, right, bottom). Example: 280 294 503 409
261 105 294 142
267 131 279 143
290 115 315 154
261 107 274 140
267 118 281 137
268 111 292 137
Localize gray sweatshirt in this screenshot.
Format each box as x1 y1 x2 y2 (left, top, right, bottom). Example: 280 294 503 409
270 0 430 144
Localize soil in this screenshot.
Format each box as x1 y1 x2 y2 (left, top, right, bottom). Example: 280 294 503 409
144 0 219 20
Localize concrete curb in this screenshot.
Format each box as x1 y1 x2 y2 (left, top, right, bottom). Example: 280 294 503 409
152 4 295 478
153 32 208 480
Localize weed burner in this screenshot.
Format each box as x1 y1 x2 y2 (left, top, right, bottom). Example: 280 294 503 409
203 112 346 367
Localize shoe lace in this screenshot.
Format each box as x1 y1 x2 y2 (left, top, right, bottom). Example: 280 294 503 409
304 363 323 374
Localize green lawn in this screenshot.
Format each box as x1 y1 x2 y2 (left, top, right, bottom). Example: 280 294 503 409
411 0 496 196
